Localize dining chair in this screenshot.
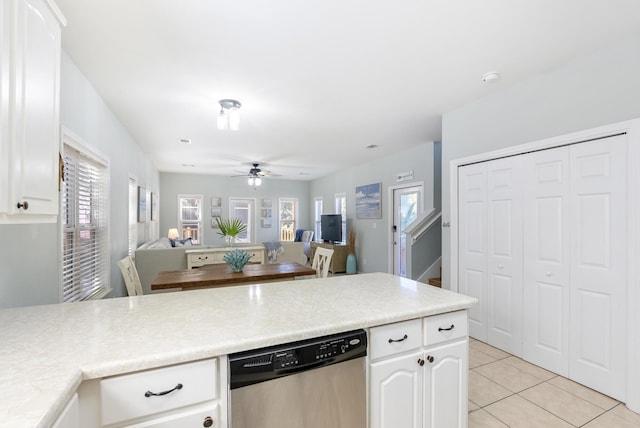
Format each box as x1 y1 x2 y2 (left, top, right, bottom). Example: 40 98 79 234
311 247 334 278
117 256 144 296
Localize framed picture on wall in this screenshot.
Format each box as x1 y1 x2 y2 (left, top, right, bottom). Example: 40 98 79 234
211 196 221 207
261 198 272 208
355 182 381 219
261 218 272 228
138 186 147 222
150 192 158 221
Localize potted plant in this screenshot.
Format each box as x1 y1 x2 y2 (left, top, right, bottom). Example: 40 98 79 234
215 217 247 246
346 228 357 274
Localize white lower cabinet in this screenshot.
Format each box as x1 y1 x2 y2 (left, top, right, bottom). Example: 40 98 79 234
77 357 227 428
52 393 79 428
369 311 468 428
370 351 423 428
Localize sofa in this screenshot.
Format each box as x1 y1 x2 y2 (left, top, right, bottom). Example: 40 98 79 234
263 241 310 265
134 237 200 294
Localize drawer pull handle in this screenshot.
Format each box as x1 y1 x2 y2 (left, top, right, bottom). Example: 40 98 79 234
17 201 29 210
144 383 183 397
417 358 425 366
427 355 435 363
438 324 455 332
388 334 408 343
203 416 214 427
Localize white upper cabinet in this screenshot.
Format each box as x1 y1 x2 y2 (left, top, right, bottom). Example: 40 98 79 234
0 0 65 222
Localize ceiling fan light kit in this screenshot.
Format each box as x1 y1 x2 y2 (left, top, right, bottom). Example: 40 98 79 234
217 99 241 131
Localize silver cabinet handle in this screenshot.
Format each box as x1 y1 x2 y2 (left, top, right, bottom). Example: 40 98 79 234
442 221 451 228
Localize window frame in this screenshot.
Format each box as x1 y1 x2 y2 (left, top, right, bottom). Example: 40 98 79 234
228 197 256 243
60 130 111 303
279 197 298 242
335 192 347 244
314 197 323 242
178 194 203 244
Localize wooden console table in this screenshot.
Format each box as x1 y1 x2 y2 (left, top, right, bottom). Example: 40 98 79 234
151 262 317 291
186 245 266 269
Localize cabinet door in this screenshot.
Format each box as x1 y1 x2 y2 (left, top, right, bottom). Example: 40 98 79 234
52 393 79 428
370 351 423 428
522 147 571 376
486 157 523 356
569 135 628 401
423 341 467 428
8 0 61 216
458 163 487 341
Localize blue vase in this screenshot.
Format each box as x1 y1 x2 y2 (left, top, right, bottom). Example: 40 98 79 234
346 253 357 274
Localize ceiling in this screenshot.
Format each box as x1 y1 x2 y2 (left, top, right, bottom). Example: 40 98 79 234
57 0 640 181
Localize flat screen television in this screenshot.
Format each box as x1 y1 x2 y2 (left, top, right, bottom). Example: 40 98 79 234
321 214 342 243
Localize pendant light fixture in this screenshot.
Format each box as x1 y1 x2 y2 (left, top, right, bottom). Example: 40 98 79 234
217 99 241 131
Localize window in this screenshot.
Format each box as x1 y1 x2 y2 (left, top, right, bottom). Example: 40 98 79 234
229 198 255 243
128 177 137 257
62 142 109 302
335 193 347 244
314 197 323 242
279 198 297 241
178 194 202 244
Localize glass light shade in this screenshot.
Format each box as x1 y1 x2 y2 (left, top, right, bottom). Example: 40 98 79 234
217 110 228 130
248 177 254 186
167 228 180 240
254 177 262 186
228 107 240 131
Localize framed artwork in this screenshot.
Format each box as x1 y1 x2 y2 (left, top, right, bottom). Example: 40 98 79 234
261 198 272 208
137 186 147 222
150 192 158 221
355 182 381 219
261 218 272 228
260 208 272 219
211 207 222 218
211 196 221 207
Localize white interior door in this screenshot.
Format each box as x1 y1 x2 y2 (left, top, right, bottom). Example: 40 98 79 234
458 163 487 341
486 157 523 356
392 185 423 277
569 135 628 401
522 146 571 376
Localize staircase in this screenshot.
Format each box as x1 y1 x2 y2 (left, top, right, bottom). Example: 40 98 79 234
428 267 442 288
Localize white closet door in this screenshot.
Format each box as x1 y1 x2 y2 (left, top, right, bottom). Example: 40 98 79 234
569 135 628 401
486 157 523 356
458 163 487 341
522 147 571 376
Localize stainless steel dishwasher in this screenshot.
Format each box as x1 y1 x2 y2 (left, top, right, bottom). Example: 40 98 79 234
229 329 367 428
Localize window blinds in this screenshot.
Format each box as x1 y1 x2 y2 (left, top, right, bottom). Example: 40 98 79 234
62 145 109 302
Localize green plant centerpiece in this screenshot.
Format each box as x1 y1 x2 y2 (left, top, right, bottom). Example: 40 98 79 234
215 217 247 246
223 249 252 272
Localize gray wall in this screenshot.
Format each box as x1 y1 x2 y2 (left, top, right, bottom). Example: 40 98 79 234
310 143 434 273
441 33 640 290
0 52 159 308
160 173 311 245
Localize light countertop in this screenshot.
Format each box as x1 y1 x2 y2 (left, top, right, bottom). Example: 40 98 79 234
0 272 476 428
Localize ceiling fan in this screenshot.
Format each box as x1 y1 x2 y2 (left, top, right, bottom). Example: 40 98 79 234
233 163 278 186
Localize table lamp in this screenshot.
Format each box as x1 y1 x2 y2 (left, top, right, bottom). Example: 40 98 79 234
168 228 180 240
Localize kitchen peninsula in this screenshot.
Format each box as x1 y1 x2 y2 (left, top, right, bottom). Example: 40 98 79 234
0 273 476 428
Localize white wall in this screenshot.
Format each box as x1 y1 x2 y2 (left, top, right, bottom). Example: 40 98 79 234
441 33 640 289
310 143 434 273
159 173 310 245
0 52 160 308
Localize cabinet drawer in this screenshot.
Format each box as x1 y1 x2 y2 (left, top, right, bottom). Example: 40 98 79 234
369 319 422 360
248 251 263 263
101 359 217 426
423 310 467 347
124 402 219 428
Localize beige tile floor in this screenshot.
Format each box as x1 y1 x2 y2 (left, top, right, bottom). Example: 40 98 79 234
468 338 640 428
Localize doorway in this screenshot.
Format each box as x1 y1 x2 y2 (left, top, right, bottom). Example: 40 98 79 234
391 184 423 276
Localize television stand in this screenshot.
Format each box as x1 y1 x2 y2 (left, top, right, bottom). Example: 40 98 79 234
310 242 348 274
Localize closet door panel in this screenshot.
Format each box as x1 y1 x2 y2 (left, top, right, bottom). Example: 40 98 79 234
458 163 487 341
523 147 570 376
569 135 627 401
486 157 523 356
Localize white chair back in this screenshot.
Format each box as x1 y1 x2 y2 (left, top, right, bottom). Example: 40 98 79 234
300 230 314 242
117 256 144 296
311 247 334 278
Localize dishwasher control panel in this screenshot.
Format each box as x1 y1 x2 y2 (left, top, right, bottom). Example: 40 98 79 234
229 329 367 389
